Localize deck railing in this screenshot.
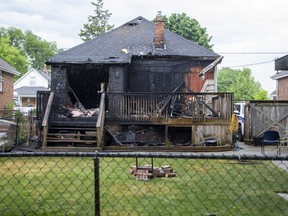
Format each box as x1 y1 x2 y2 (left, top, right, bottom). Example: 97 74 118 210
106 92 233 124
36 91 233 126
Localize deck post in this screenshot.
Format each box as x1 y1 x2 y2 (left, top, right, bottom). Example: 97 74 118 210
165 125 169 141
42 92 54 148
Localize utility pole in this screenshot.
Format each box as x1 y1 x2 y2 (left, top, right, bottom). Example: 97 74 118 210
104 10 108 33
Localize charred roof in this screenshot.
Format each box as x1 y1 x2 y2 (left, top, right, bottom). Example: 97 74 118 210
46 16 219 65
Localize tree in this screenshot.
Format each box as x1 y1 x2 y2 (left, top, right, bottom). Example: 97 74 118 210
0 27 59 70
218 67 269 101
23 30 58 69
79 0 114 41
0 38 28 76
254 89 269 100
216 67 240 92
0 27 25 50
162 13 213 50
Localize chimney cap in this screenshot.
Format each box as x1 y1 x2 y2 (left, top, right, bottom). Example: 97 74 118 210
157 11 162 16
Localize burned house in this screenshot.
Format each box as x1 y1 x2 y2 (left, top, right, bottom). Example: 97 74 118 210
39 13 233 151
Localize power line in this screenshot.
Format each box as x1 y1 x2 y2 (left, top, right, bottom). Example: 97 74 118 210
220 59 275 68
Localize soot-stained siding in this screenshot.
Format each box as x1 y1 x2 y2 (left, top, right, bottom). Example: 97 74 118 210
50 66 68 116
127 59 213 92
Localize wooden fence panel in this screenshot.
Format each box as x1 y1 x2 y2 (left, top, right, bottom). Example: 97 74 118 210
244 101 288 143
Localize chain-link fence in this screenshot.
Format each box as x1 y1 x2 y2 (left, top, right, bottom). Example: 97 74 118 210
0 109 37 152
0 152 288 216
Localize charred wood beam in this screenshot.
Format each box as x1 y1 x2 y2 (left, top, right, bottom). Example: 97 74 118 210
183 83 219 117
157 82 185 114
105 126 123 146
157 82 219 117
198 56 223 77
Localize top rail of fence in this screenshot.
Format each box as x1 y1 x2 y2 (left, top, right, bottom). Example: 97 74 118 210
0 151 288 161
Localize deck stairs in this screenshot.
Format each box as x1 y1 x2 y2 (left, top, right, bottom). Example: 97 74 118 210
40 92 105 152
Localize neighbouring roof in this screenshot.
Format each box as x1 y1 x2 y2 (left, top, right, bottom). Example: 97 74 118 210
14 86 49 96
47 16 220 65
37 70 51 82
0 58 20 76
270 90 277 96
271 71 288 80
275 54 288 70
13 68 51 90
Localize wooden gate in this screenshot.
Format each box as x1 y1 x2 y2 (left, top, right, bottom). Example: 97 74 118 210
244 100 288 143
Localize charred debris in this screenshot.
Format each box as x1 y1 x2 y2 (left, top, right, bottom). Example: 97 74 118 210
59 82 221 147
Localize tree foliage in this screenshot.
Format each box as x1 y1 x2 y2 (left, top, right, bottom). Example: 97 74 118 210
162 13 213 50
0 37 28 76
254 89 269 100
79 0 114 42
0 26 58 70
23 30 58 69
218 67 269 101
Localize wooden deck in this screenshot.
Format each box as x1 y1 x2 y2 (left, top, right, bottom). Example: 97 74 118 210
41 145 231 152
37 92 234 151
103 145 232 152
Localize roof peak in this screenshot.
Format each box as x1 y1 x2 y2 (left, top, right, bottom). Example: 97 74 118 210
47 15 219 65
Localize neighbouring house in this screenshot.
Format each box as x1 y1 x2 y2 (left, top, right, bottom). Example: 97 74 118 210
271 54 288 100
269 90 277 100
14 68 50 108
0 58 20 109
39 13 233 151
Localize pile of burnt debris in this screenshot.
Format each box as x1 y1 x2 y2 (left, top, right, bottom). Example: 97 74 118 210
129 164 176 181
108 125 191 146
61 86 100 118
108 126 167 146
61 104 99 118
65 108 99 117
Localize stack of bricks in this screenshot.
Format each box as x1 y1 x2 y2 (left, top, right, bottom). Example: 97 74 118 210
129 164 176 181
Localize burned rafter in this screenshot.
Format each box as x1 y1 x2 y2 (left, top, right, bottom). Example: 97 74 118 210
157 82 185 115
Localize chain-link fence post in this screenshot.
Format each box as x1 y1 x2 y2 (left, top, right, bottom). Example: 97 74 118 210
15 112 19 146
94 154 100 216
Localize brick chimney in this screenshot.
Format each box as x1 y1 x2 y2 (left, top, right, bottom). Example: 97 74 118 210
154 11 165 49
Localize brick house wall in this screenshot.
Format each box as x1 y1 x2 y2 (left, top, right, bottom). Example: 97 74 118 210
278 77 288 100
0 71 14 109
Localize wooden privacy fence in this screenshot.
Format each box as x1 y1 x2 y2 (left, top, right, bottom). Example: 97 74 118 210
244 100 288 142
106 92 233 124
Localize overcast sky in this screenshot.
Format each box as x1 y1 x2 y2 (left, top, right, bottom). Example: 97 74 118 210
1 0 288 94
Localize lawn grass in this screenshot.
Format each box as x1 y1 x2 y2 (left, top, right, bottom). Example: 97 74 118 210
0 156 288 215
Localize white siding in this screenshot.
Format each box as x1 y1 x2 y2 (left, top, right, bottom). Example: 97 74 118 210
14 68 49 89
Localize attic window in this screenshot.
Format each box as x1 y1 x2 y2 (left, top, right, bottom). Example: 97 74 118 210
30 76 36 86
